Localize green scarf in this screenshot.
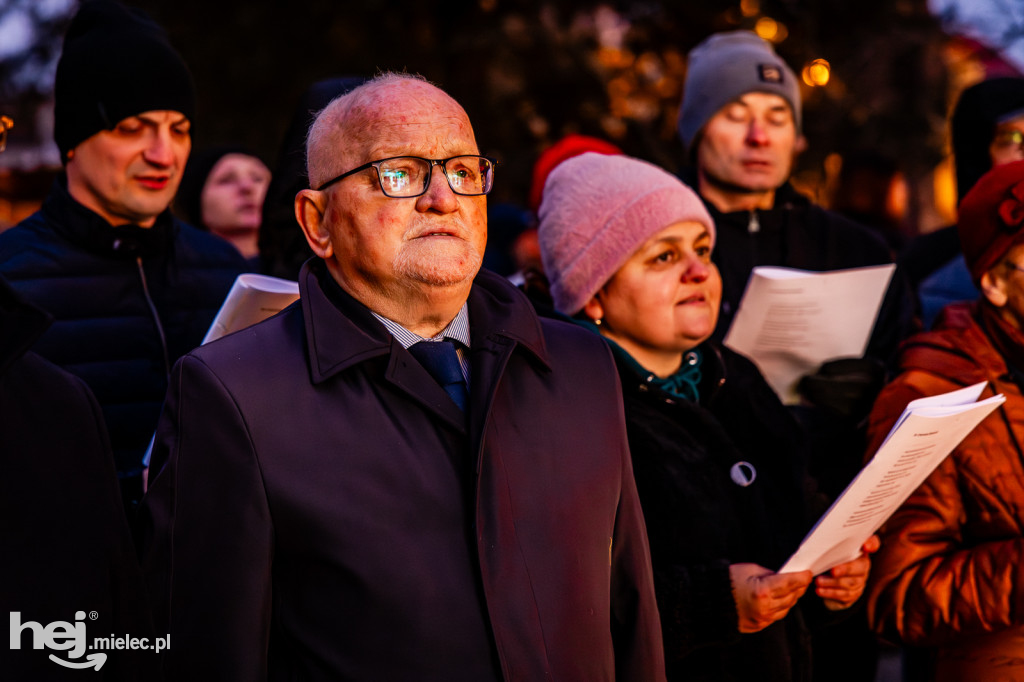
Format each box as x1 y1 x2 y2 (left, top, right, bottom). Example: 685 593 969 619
574 318 703 402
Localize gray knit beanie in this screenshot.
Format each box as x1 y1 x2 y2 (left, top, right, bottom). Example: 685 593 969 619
677 31 801 155
538 153 715 316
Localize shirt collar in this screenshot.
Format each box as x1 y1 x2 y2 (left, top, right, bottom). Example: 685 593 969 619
371 303 471 349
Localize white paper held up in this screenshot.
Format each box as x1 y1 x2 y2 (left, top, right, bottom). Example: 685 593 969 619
141 273 300 469
201 273 300 345
723 264 895 404
779 382 1004 576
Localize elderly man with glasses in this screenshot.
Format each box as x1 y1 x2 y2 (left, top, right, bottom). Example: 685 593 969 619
141 73 665 682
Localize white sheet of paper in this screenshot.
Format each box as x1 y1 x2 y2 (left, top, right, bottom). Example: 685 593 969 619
143 274 300 468
201 273 300 345
779 382 1004 576
723 264 896 404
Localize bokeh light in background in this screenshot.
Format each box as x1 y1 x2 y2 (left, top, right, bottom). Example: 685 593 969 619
802 59 831 87
754 16 787 43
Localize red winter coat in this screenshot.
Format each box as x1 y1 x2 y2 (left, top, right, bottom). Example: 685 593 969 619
865 302 1024 680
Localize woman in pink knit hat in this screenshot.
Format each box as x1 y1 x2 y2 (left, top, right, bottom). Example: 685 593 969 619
536 152 878 682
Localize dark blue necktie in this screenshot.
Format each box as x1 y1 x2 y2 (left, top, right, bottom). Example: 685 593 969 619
408 340 468 411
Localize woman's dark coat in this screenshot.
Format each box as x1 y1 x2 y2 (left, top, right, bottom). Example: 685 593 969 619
615 340 836 681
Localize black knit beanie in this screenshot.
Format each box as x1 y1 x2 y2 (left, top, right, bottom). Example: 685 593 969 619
951 77 1024 203
54 0 196 159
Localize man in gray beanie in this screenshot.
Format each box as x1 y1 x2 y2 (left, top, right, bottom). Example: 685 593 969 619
677 30 913 414
678 32 917 682
0 0 245 512
678 31 912 362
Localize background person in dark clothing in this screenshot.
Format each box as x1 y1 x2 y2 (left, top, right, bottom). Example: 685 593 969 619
0 0 245 510
0 275 154 679
175 145 271 269
259 76 365 280
904 77 1024 328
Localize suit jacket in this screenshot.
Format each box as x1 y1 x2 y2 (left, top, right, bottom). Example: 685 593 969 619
141 259 665 681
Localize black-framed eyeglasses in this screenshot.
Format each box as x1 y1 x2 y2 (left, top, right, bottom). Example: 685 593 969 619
316 155 497 197
0 115 12 153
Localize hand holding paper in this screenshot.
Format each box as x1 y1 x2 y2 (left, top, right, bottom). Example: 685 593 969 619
814 534 880 610
729 563 812 633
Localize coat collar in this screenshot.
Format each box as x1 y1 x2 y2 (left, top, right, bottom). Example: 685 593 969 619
899 301 1007 384
0 275 52 377
41 174 176 260
299 259 551 386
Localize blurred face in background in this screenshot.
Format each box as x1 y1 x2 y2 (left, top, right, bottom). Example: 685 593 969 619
200 153 271 237
989 114 1024 167
584 221 720 377
983 240 1024 331
695 92 799 212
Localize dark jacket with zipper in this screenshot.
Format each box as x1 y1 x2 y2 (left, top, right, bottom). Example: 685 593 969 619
141 259 665 681
0 176 245 480
679 174 915 367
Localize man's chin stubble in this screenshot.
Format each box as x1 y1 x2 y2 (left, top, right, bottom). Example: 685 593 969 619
393 241 483 287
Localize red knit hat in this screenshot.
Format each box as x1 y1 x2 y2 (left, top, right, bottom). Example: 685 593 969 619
528 134 622 211
959 159 1024 285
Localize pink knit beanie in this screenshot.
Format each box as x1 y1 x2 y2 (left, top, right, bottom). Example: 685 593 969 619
537 152 715 315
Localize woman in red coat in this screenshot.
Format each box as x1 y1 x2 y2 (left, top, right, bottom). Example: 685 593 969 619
866 160 1024 680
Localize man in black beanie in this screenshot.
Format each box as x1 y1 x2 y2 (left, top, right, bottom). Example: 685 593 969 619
0 0 245 511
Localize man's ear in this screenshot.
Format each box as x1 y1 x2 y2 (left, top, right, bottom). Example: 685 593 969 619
980 268 1009 308
295 189 333 259
582 295 605 323
794 134 808 155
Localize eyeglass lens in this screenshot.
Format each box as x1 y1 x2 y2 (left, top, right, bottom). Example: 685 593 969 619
994 129 1024 149
378 156 492 197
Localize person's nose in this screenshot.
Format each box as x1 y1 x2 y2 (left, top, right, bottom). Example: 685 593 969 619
745 119 769 147
416 163 460 213
681 256 710 283
143 128 176 168
237 176 257 196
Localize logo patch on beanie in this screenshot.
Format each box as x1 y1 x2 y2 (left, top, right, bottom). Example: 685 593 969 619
758 63 784 84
